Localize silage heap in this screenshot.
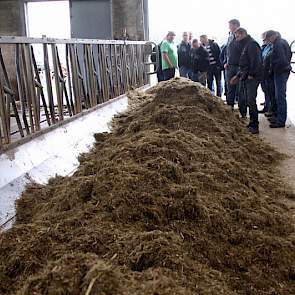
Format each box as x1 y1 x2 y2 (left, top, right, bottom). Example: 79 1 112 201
1 77 295 294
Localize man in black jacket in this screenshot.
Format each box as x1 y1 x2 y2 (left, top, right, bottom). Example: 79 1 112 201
225 19 242 109
200 35 222 97
230 28 263 134
190 39 210 86
265 30 292 128
178 32 192 78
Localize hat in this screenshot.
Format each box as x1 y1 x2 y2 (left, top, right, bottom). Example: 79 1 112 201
167 31 176 37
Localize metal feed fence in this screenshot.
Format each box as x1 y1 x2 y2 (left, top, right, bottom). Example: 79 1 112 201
0 37 157 151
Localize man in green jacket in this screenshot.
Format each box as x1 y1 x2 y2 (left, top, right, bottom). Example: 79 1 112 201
161 31 178 80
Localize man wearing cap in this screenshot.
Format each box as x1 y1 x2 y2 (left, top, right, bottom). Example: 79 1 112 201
161 31 178 80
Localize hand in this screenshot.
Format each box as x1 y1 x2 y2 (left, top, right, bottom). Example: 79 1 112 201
224 63 229 70
230 75 239 85
248 75 254 80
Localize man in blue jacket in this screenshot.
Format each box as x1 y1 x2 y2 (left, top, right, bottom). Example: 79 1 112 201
265 30 292 128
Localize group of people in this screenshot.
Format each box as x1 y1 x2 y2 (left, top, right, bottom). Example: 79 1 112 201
154 19 293 134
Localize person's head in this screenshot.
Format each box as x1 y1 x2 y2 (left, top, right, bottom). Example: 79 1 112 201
189 32 193 42
182 32 189 43
192 39 199 49
265 30 280 44
229 19 240 33
261 31 269 45
200 35 208 45
234 28 248 41
166 31 176 42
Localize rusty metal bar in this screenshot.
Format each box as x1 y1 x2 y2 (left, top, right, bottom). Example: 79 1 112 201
0 48 24 138
51 44 64 121
21 44 35 133
43 43 56 124
31 46 51 126
15 44 30 135
0 36 146 45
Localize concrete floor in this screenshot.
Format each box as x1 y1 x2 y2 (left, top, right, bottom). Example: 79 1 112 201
259 74 295 218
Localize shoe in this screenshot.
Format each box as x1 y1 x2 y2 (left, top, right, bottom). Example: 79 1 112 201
267 117 277 124
269 123 285 128
258 108 267 114
248 126 259 134
265 112 274 118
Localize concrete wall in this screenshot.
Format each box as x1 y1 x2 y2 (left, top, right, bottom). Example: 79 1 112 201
112 0 147 41
0 0 148 40
0 0 26 96
0 0 26 36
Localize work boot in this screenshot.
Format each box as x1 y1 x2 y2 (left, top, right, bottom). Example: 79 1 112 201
269 123 285 128
268 117 277 124
264 112 274 118
248 126 259 134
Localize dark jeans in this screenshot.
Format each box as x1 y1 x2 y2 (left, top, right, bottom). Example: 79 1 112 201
274 71 290 125
225 65 239 106
261 80 271 111
222 70 227 96
207 65 222 97
179 66 192 79
266 77 277 114
157 69 164 82
163 68 176 81
239 78 260 128
263 76 276 114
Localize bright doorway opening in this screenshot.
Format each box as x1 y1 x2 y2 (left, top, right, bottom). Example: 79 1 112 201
26 1 70 39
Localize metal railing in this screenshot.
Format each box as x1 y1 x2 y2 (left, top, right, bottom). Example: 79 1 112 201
0 36 156 151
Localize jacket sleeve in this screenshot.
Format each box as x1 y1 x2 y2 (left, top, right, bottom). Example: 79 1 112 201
220 45 227 66
272 41 292 72
203 48 210 71
213 43 222 66
247 42 261 77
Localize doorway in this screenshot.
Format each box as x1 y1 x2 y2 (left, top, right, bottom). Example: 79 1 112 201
25 1 71 39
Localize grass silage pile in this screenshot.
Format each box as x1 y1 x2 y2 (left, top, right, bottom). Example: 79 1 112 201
1 77 295 294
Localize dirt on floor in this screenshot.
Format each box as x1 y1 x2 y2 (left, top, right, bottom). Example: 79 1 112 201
0 78 295 295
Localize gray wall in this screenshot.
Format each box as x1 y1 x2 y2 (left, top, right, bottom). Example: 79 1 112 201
0 0 26 94
70 0 112 39
112 0 146 41
0 0 26 36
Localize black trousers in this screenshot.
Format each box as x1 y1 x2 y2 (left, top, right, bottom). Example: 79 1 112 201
163 68 176 81
225 65 239 106
207 65 222 97
238 78 260 128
